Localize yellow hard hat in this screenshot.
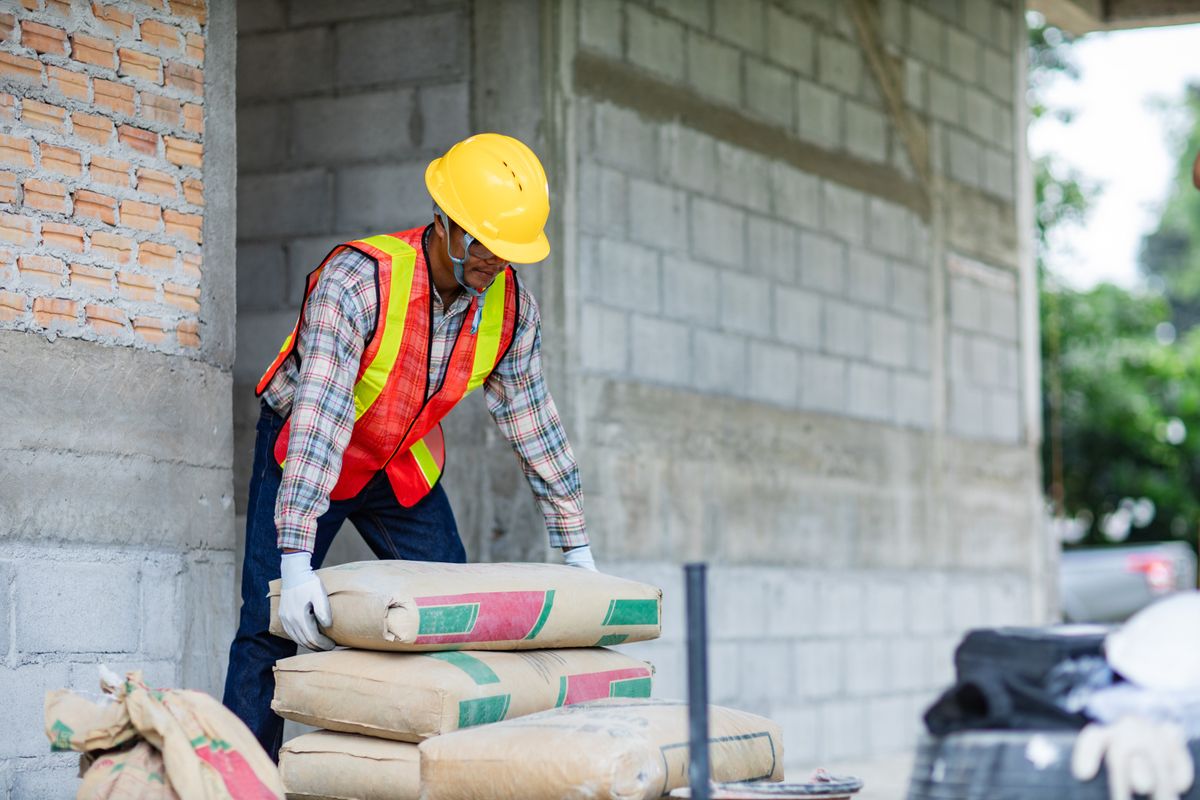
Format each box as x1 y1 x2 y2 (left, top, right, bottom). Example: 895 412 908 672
425 133 551 264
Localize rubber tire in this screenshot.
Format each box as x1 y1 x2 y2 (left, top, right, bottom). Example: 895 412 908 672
905 730 1200 800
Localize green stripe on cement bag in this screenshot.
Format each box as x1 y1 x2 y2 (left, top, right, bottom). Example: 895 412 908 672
272 647 654 742
418 698 785 800
267 561 661 651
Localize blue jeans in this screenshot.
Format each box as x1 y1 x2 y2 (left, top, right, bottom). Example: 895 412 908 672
223 403 465 761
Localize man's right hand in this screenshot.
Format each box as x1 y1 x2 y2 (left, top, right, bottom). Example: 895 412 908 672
279 551 335 651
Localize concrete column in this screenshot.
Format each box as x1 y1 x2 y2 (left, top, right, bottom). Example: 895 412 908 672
436 0 569 563
1013 0 1055 623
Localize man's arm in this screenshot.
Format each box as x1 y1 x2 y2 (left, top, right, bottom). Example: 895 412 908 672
273 248 376 650
1192 149 1200 191
274 249 376 552
483 286 589 554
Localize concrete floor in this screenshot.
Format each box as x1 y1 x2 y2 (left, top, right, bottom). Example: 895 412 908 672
821 752 919 800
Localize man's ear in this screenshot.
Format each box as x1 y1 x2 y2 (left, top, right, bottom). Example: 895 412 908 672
432 213 446 238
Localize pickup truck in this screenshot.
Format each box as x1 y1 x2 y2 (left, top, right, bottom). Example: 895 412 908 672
1060 540 1197 623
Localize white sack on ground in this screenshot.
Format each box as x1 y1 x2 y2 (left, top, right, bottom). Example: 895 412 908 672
267 561 661 651
418 698 784 800
1106 591 1200 692
273 647 653 741
279 731 419 800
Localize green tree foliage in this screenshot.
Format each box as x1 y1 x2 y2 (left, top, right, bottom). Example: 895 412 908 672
1027 19 1095 266
1140 86 1200 330
1033 17 1200 544
1041 284 1200 543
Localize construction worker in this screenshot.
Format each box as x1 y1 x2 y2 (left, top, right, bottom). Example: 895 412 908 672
223 133 593 760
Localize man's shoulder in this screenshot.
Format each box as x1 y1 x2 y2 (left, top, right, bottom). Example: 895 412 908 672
326 226 428 278
319 245 378 284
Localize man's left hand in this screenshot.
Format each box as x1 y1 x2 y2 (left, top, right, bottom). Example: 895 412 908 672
563 544 598 572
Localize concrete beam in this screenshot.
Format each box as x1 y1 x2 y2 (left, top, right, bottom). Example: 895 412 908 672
0 449 233 550
578 375 1041 571
1029 0 1105 33
573 51 930 220
0 332 235 549
0 333 233 468
1031 0 1200 32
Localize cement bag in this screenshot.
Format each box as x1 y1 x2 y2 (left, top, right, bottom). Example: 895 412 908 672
77 742 181 800
267 561 661 651
46 688 137 754
273 647 653 741
45 670 285 800
279 731 419 800
418 698 784 800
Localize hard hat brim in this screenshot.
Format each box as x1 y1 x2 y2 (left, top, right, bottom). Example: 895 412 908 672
426 157 551 265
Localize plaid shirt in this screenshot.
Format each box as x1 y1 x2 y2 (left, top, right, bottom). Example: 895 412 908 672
261 238 587 553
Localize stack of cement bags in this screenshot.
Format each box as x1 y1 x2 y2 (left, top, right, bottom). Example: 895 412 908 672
267 561 662 800
268 561 785 800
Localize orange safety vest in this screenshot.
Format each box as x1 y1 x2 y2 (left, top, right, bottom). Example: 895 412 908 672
256 226 520 506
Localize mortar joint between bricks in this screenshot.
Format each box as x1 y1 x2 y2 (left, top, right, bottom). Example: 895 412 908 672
16 54 206 109
10 85 204 143
11 164 200 214
126 9 206 34
19 126 203 177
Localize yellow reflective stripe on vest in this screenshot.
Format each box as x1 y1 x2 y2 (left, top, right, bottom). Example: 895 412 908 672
353 235 416 420
410 436 441 486
464 271 508 395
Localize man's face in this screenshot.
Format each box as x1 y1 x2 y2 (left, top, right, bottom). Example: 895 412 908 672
445 220 508 292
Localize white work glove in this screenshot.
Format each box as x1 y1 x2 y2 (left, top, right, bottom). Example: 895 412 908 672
279 551 335 651
1072 716 1194 800
563 544 598 572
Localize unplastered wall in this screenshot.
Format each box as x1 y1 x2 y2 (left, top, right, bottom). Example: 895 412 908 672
0 0 236 795
565 0 1041 766
0 0 209 350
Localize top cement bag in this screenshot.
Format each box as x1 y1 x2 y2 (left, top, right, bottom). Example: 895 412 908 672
418 698 784 800
268 561 662 651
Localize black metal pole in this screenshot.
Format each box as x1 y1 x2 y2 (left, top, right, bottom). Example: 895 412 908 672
685 562 711 800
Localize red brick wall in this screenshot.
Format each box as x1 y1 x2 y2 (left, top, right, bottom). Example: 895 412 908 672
0 0 207 351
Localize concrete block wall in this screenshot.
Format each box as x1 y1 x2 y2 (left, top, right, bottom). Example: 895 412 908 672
0 0 209 353
580 106 935 427
565 0 1040 767
0 0 236 795
947 252 1022 442
576 0 940 431
610 561 1032 769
